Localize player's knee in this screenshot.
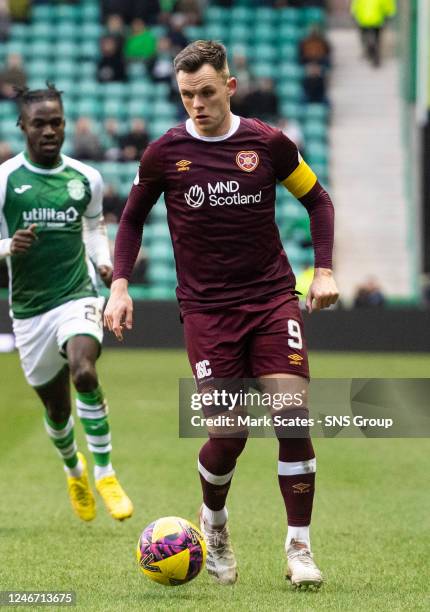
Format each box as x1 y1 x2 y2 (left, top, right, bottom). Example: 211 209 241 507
208 436 248 461
46 405 70 424
70 360 97 392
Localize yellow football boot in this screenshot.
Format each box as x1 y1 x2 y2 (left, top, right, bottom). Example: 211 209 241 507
66 452 96 521
96 474 133 521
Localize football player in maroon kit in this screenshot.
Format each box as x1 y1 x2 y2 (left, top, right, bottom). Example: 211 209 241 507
104 41 339 588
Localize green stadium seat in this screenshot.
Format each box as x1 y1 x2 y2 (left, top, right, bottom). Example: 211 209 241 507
252 63 277 80
278 23 303 42
79 23 103 41
228 25 251 44
145 286 176 299
152 100 175 120
280 101 302 121
149 119 175 139
255 7 276 23
79 40 99 60
53 4 80 22
127 63 149 80
304 103 329 122
56 41 80 59
149 241 173 262
77 80 101 98
32 5 53 22
278 81 302 102
302 7 326 27
52 79 74 94
150 223 171 240
154 82 171 99
28 40 52 59
303 120 327 141
79 63 96 79
254 45 277 62
101 82 126 100
28 60 53 81
278 63 304 80
53 60 76 79
127 99 152 121
279 42 298 62
129 81 151 99
206 6 228 23
254 24 277 43
306 142 328 164
147 262 176 287
0 102 16 120
31 23 54 40
278 8 301 25
204 24 225 41
151 25 167 39
10 24 28 40
74 98 100 118
55 22 78 41
231 7 253 23
4 41 26 56
184 26 204 41
102 99 128 119
81 4 100 22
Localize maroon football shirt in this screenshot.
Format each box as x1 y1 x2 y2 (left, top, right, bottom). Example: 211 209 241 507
113 115 333 314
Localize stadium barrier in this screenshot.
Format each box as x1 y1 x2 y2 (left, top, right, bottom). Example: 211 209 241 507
1 300 430 352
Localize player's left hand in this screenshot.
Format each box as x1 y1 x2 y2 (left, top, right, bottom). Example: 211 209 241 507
98 265 113 288
306 268 339 314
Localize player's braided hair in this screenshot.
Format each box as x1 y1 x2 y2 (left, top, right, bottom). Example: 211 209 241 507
15 82 63 126
174 40 228 77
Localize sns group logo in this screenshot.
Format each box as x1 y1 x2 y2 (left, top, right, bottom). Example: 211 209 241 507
184 184 205 208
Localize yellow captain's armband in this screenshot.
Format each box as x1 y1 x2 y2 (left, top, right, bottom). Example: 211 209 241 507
281 160 317 199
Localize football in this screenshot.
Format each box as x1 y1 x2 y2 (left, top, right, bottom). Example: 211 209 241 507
136 516 207 586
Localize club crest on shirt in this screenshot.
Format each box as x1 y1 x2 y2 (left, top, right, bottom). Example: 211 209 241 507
236 150 259 172
67 179 85 201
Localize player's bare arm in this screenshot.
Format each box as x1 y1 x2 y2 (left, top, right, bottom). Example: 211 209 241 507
98 265 113 288
306 267 339 313
104 278 133 341
10 223 38 254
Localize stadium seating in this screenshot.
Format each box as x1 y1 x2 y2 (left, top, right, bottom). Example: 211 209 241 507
0 0 330 296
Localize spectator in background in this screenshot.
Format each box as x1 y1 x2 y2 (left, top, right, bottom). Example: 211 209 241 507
133 0 161 25
302 63 328 104
0 141 12 163
119 118 149 161
351 0 396 67
102 117 121 161
105 14 126 49
7 0 30 23
73 117 104 161
354 277 386 308
230 50 251 116
167 13 189 55
299 26 331 69
0 0 10 43
97 35 127 83
124 19 157 62
278 118 304 154
173 0 202 25
148 37 175 83
102 0 134 24
103 184 124 218
0 53 26 100
241 77 280 124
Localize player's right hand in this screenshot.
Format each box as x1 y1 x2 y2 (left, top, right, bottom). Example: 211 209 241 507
10 223 38 254
104 280 133 341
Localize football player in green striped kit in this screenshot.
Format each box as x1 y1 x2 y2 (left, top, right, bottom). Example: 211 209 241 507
0 85 133 522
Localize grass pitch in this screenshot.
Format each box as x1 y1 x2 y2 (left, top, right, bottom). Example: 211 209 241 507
1 350 429 611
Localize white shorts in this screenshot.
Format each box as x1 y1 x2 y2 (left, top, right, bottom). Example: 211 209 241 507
13 296 105 388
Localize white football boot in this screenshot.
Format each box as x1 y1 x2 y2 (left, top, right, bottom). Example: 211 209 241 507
286 539 323 589
199 506 238 585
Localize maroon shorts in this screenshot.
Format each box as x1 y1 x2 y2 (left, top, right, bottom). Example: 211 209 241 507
183 293 309 385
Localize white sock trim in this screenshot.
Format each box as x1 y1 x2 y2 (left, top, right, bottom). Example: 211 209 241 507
202 503 228 527
94 463 115 480
44 415 74 439
286 525 311 550
278 458 316 476
86 433 111 445
64 456 83 478
198 459 235 486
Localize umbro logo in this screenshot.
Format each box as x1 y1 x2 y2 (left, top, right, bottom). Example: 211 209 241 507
176 159 192 172
288 353 303 366
14 184 32 194
292 483 311 494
